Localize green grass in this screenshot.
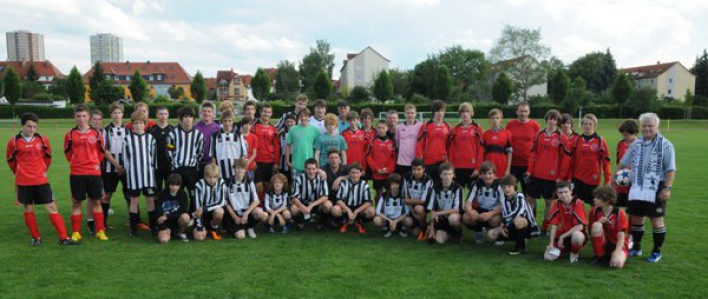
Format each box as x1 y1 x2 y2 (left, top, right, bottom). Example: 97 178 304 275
0 118 706 298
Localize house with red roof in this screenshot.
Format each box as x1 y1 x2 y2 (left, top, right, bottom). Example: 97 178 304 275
215 69 249 101
82 61 192 102
619 61 695 102
0 60 65 88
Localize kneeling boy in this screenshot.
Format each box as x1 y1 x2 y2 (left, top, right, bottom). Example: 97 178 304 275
487 175 540 254
463 162 503 244
544 181 587 263
193 164 226 241
403 158 433 241
589 186 629 269
333 162 375 234
155 173 190 243
374 173 412 238
290 158 331 229
224 159 266 239
424 163 463 244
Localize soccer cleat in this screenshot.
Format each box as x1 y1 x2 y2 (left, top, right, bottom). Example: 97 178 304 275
570 253 579 263
383 230 392 238
87 220 96 235
509 245 527 255
71 232 83 243
30 238 41 246
209 230 222 240
646 252 662 263
136 222 150 231
494 240 505 246
268 225 276 233
629 249 643 257
59 238 79 246
356 221 367 234
178 233 189 242
475 232 484 244
95 230 109 241
247 228 257 239
417 230 426 242
340 224 349 233
399 227 408 238
282 225 290 234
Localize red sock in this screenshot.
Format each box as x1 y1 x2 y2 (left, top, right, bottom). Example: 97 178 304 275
542 219 550 232
592 236 606 257
93 211 105 232
71 213 82 233
24 212 41 239
570 243 583 254
49 213 68 240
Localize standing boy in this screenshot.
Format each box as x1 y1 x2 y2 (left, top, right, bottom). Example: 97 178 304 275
448 102 484 190
543 182 587 263
167 106 204 211
285 108 321 175
314 113 347 167
483 109 513 177
395 104 422 176
366 120 397 202
124 111 158 236
252 102 280 194
148 106 174 192
505 102 541 193
416 100 451 184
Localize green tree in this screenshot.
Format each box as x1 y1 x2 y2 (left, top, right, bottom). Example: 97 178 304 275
129 70 149 102
489 25 551 101
627 87 660 112
684 89 694 107
433 65 453 101
349 86 370 103
691 49 708 97
612 73 634 106
89 61 105 92
3 67 22 118
568 49 617 94
388 68 410 100
93 80 123 105
22 81 44 99
66 66 86 104
299 39 335 93
252 68 271 101
409 58 438 99
436 46 489 99
564 77 591 114
373 70 393 102
492 72 514 105
26 63 39 82
275 60 300 95
548 67 570 104
167 85 184 99
313 69 332 100
48 77 68 98
190 71 207 103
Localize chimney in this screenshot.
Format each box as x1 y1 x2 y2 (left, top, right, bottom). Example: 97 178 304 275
657 61 660 65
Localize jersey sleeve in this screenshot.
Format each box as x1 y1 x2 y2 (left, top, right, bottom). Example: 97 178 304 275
366 142 381 173
467 184 478 206
41 136 52 170
318 177 329 198
194 181 204 211
527 132 540 176
290 176 301 200
415 124 426 159
376 196 384 215
548 200 561 226
476 126 484 171
363 183 373 203
6 138 17 174
617 210 629 233
600 139 612 184
63 131 72 161
423 186 435 212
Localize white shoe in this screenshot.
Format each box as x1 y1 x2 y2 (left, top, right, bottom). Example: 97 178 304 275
570 253 579 263
383 230 392 238
494 240 505 246
247 228 257 239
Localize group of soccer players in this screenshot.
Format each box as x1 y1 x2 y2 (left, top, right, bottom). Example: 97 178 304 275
7 95 676 268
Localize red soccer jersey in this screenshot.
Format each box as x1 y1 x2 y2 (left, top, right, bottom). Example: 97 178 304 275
527 130 567 181
505 119 541 167
342 128 369 170
64 127 105 176
415 120 451 165
126 119 156 132
243 133 258 171
447 122 484 170
569 134 611 186
252 121 280 165
589 206 630 250
549 198 587 235
483 128 513 175
560 132 579 181
366 135 397 181
6 133 52 186
615 139 632 194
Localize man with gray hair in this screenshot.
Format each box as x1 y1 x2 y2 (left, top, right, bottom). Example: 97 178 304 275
617 112 676 263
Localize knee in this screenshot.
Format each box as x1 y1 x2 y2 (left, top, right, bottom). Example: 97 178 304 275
236 230 246 239
591 222 604 237
365 207 375 218
179 214 190 226
449 213 461 226
514 217 527 229
283 211 292 220
404 217 414 227
413 205 425 216
331 206 342 217
374 216 383 227
290 206 300 216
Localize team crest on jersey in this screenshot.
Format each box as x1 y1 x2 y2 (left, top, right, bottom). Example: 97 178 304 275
35 143 43 150
387 144 394 151
551 138 559 147
590 144 598 151
88 136 97 144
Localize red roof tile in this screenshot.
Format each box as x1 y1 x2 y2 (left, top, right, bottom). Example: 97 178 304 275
82 61 192 85
619 61 681 80
241 74 252 87
0 60 65 83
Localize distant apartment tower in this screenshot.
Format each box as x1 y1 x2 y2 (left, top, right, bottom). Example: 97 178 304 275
6 30 45 62
91 33 123 64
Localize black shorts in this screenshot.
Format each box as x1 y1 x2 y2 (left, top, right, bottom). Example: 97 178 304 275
510 166 528 193
616 192 628 208
373 179 386 191
223 213 259 233
172 167 198 210
154 168 171 192
254 163 275 184
16 184 54 205
527 177 556 200
455 168 476 189
70 175 104 201
396 165 411 177
572 179 597 205
158 214 186 231
426 162 443 185
433 215 453 232
101 172 126 194
627 195 667 218
126 187 158 197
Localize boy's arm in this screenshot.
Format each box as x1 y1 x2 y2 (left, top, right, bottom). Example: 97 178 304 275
415 125 426 159
601 140 612 185
341 150 347 166
314 149 320 164
548 224 558 247
244 182 260 215
353 202 371 215
6 138 17 173
285 145 292 167
63 132 72 162
476 128 484 172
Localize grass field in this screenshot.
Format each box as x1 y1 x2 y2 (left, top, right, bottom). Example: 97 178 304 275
0 117 706 298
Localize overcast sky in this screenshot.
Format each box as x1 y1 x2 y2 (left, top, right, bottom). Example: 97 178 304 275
1 0 706 78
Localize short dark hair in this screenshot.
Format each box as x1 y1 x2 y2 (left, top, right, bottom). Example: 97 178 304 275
261 102 272 110
500 174 517 187
327 148 341 158
593 185 617 205
618 119 638 135
347 111 360 121
20 112 39 125
479 161 496 174
348 162 362 172
516 101 530 110
411 158 425 168
544 109 561 121
74 104 89 114
167 173 183 186
243 100 257 110
239 116 253 126
439 162 454 174
90 109 103 118
387 173 403 189
431 100 446 113
305 158 318 168
201 102 215 111
298 107 311 118
314 99 327 108
560 113 574 129
156 105 168 112
556 181 572 191
177 106 196 120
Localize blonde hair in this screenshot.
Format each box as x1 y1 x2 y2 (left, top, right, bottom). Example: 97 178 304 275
204 164 220 178
134 101 149 111
232 158 248 170
108 101 124 114
220 100 235 113
458 102 474 115
404 103 416 112
324 113 339 127
583 113 598 127
489 108 503 118
130 111 148 124
220 110 235 122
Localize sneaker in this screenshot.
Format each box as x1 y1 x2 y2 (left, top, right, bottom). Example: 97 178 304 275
30 238 41 246
417 230 426 242
282 225 290 234
209 230 222 240
399 230 408 238
340 224 348 233
589 255 607 266
570 253 579 263
494 240 505 246
178 233 189 242
71 232 83 243
629 249 643 257
95 230 109 241
383 230 392 238
297 222 305 230
268 226 275 233
475 232 484 244
59 238 78 246
136 222 150 231
303 213 312 221
247 228 257 239
646 252 662 263
509 245 527 255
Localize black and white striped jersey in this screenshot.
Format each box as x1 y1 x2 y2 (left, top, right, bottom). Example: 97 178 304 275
501 192 540 236
103 123 128 173
264 192 289 211
167 125 204 170
195 178 226 212
336 179 372 207
402 173 433 201
467 179 503 211
210 128 248 180
376 192 410 219
291 173 329 205
424 183 463 212
225 177 259 216
123 131 156 190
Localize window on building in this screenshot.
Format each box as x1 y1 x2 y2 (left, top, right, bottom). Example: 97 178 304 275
149 75 154 81
669 78 673 83
234 87 240 94
668 89 672 95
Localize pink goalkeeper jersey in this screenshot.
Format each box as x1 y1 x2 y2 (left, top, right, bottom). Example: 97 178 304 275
395 121 422 166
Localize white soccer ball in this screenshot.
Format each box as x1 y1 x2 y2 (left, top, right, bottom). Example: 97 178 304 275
615 169 632 187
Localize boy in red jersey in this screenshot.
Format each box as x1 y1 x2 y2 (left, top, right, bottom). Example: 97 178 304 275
544 182 587 263
568 114 611 204
7 113 77 246
448 102 483 190
614 120 638 207
415 100 451 184
526 109 567 231
64 104 109 242
505 101 541 193
367 120 397 201
589 186 629 268
559 113 579 182
239 116 258 180
342 111 368 171
360 108 376 142
483 109 513 177
252 102 280 195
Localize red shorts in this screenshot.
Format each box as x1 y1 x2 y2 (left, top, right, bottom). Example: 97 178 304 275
592 235 629 258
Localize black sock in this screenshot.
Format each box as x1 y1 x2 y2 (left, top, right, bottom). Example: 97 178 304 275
148 211 157 235
631 224 645 250
652 226 666 253
129 212 139 234
472 223 483 233
101 202 110 227
87 219 95 231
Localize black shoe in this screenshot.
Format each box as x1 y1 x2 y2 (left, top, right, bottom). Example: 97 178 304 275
30 238 41 246
59 238 79 246
87 221 96 235
451 231 462 244
509 245 527 255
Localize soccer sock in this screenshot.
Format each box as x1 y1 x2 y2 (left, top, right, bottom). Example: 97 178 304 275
129 212 139 233
93 211 105 232
542 219 550 232
471 223 483 233
570 244 583 254
101 202 110 227
592 236 605 258
87 219 95 231
49 213 68 240
71 214 82 233
148 211 157 233
631 224 644 250
652 226 667 253
24 212 41 239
